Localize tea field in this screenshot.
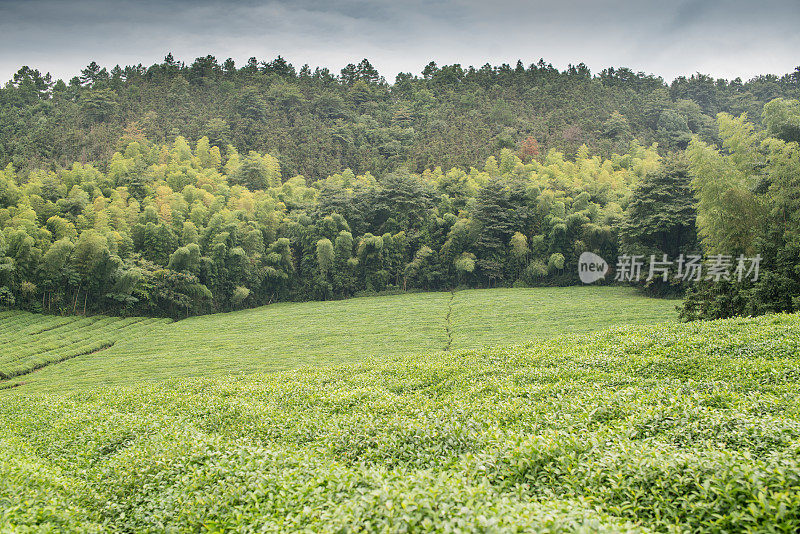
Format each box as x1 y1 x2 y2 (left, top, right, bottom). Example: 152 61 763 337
2 313 800 532
0 312 171 389
0 286 677 393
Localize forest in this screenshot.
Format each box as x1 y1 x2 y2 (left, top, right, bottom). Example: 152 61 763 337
1 55 799 318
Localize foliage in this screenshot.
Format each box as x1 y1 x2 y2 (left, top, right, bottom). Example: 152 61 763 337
680 107 800 319
2 56 798 181
0 135 659 316
3 55 800 321
620 153 697 295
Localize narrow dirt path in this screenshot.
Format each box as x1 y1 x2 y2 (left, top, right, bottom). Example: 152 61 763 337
444 290 455 351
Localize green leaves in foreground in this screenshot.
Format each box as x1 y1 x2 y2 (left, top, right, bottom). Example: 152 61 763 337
2 313 800 532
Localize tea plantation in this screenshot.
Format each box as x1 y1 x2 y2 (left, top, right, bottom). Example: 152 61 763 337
1 286 676 392
2 290 800 531
0 312 171 387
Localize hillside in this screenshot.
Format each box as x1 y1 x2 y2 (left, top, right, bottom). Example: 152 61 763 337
3 57 799 179
1 312 799 532
0 286 676 392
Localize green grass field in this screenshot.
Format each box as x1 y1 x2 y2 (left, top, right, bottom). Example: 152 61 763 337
2 312 800 532
0 287 677 393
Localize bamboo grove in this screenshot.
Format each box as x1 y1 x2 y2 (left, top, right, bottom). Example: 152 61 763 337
0 135 663 316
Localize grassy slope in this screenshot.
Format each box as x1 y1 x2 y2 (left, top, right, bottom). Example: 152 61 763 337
1 314 799 532
2 287 677 393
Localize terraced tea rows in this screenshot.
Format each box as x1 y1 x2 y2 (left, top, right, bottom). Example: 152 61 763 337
0 311 171 388
1 287 677 393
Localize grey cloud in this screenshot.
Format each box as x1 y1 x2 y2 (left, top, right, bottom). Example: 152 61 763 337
0 0 798 84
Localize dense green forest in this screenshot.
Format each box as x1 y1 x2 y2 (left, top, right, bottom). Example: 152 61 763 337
3 56 799 177
1 56 799 317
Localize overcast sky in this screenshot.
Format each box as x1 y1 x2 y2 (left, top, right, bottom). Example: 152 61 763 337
1 0 798 84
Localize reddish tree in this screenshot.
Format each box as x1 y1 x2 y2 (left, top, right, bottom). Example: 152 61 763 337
519 136 540 161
